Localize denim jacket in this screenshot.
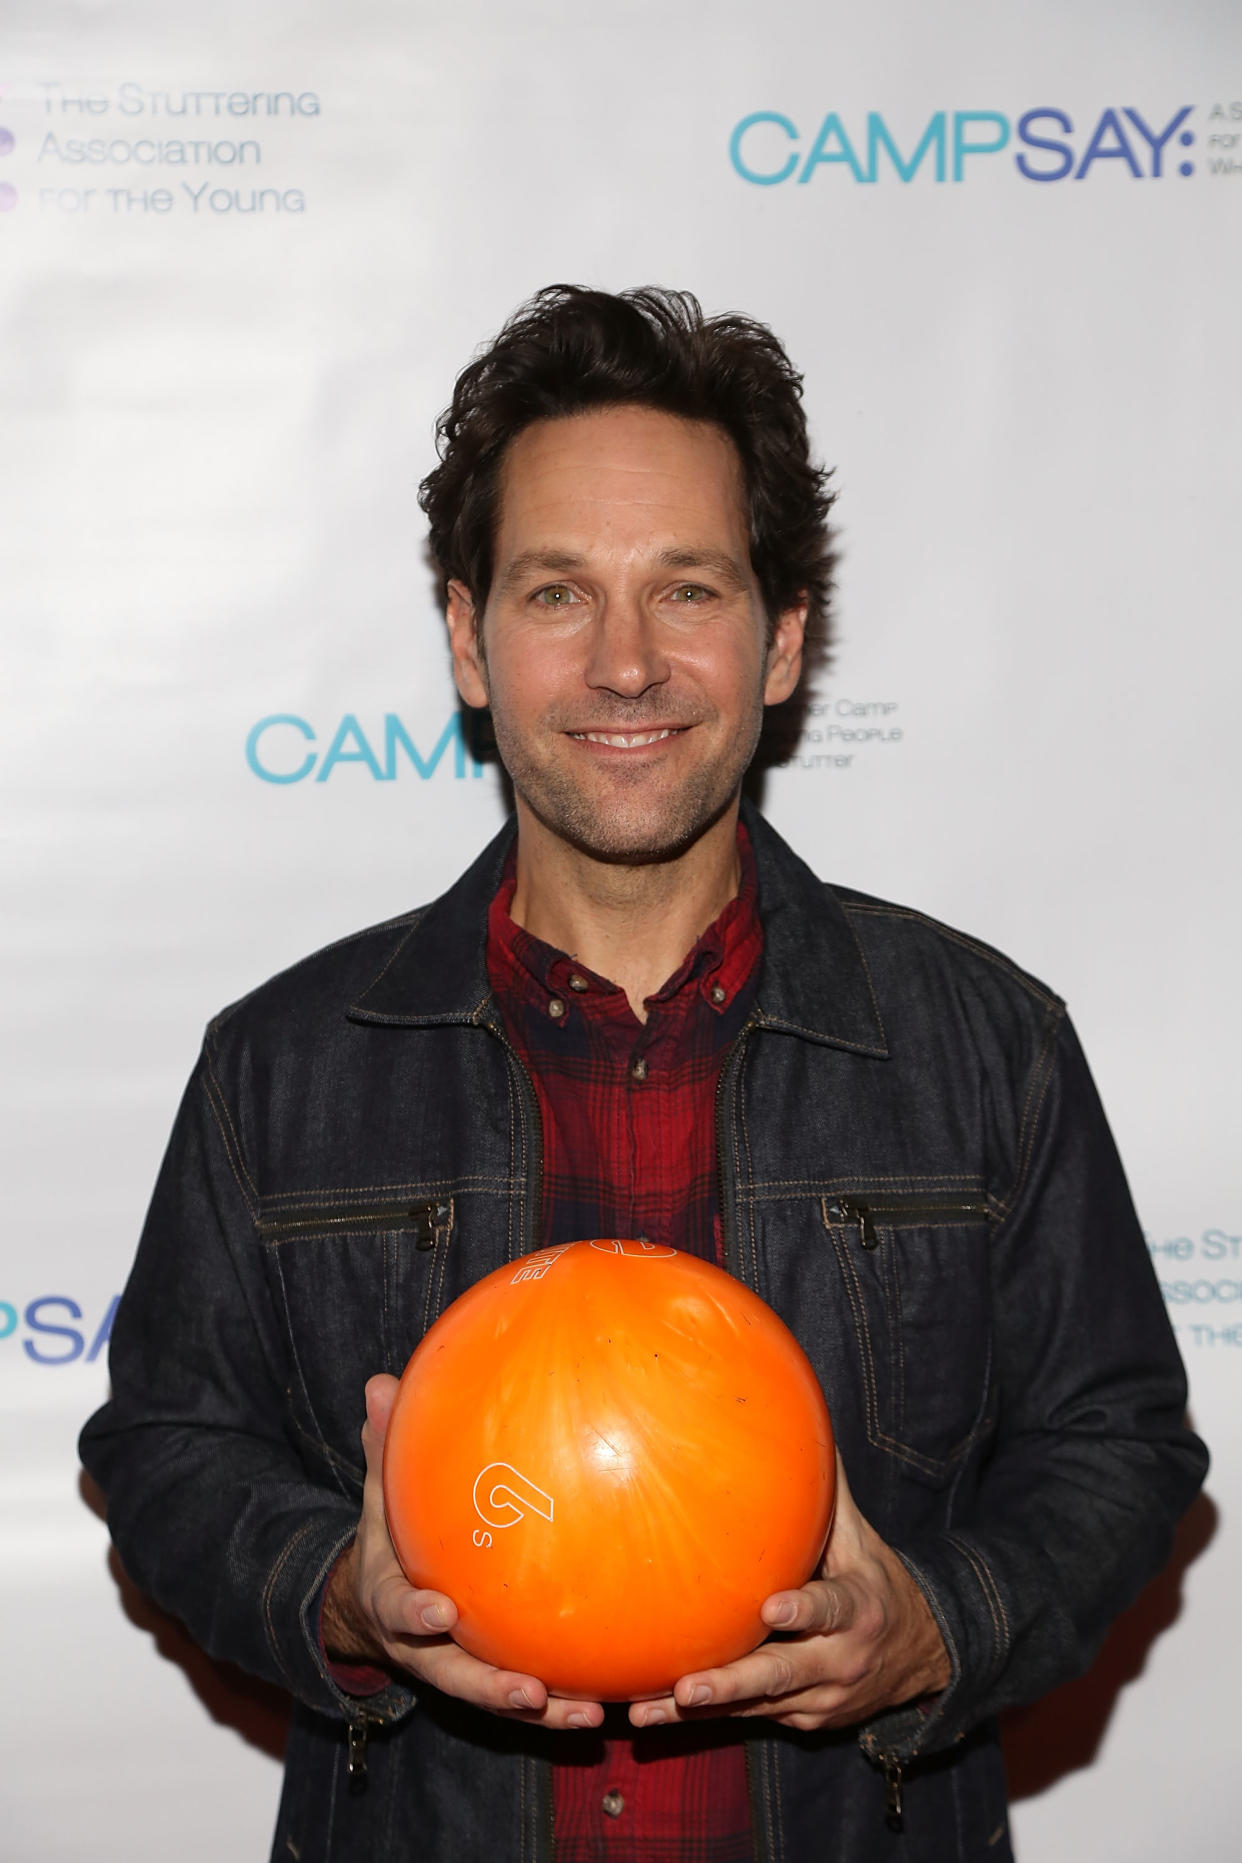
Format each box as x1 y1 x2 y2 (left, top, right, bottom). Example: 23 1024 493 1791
80 804 1207 1863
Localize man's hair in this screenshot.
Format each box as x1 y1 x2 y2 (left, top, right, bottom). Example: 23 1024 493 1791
418 285 836 648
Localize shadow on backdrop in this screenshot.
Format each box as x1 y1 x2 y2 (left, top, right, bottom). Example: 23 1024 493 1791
81 1473 1216 1794
1002 1488 1217 1800
80 1469 291 1763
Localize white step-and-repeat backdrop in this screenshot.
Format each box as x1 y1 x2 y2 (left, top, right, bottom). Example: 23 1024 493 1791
2 1 1237 1856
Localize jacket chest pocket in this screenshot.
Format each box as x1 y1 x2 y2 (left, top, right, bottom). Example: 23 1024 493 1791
822 1192 993 1485
258 1195 455 1485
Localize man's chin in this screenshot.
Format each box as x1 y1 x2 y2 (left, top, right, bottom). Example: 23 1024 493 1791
521 788 738 869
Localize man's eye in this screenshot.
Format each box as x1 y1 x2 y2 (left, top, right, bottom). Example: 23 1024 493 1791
670 584 712 603
532 585 580 607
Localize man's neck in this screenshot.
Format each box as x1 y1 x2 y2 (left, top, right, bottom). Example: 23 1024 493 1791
508 804 743 1021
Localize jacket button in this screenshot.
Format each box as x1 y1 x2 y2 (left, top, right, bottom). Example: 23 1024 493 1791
548 998 566 1019
601 1790 625 1818
629 1057 648 1082
710 983 727 1004
568 974 589 992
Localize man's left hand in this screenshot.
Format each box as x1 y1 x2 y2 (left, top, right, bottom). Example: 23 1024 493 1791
628 1452 951 1733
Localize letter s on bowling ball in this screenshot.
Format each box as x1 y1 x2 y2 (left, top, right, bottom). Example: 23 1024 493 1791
382 1239 835 1699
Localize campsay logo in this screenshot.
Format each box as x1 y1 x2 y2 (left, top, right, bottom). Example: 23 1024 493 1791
245 712 486 784
0 1294 118 1365
728 103 1239 185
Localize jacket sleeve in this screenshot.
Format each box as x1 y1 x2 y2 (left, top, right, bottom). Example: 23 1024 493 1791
79 1034 417 1727
867 1006 1208 1762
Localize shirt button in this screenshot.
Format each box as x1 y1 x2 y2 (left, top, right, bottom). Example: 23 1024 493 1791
629 1057 648 1082
548 998 566 1020
711 984 727 1005
568 974 589 992
601 1790 625 1819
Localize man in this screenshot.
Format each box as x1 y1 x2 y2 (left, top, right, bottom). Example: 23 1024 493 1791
81 286 1206 1863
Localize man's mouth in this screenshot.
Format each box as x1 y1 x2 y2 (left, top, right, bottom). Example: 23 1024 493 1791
569 728 685 748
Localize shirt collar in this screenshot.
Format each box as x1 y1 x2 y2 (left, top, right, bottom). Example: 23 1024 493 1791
486 823 762 1018
348 799 888 1059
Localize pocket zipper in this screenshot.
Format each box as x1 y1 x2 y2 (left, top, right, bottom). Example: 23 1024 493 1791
881 1752 904 1831
258 1197 452 1250
823 1194 989 1250
346 1712 385 1793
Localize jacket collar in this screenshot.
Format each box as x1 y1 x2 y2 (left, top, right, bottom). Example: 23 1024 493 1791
741 801 888 1057
347 798 888 1058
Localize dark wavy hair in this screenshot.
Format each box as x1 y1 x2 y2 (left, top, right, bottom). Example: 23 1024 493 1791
418 285 836 651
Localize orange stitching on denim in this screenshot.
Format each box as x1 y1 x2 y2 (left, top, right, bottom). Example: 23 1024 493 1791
976 1545 1011 1649
262 1521 319 1691
738 1048 759 1291
819 1198 990 1476
742 1174 985 1195
1006 1009 1062 1217
946 1534 1009 1663
261 1177 507 1205
841 907 889 1049
201 1078 260 1223
351 913 429 1001
423 1199 455 1334
287 1414 362 1487
887 1237 907 1442
270 1250 345 1493
822 1208 880 1443
770 1738 786 1862
756 1740 779 1863
202 1051 260 1211
841 901 1062 1013
506 1078 517 1264
754 1012 886 1055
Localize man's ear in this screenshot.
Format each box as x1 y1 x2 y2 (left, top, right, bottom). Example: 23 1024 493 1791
763 598 807 707
446 580 490 709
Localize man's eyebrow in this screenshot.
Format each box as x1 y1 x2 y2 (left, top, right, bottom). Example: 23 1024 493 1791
495 546 752 595
653 547 751 591
495 550 587 593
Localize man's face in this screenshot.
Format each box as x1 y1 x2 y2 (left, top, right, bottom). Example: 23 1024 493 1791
446 405 805 864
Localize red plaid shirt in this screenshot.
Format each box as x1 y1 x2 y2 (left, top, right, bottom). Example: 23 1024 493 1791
486 827 762 1863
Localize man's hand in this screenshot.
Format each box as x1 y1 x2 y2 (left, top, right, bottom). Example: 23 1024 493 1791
628 1452 950 1732
322 1374 605 1731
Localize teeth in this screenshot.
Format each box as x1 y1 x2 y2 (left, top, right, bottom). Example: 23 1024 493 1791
576 729 676 747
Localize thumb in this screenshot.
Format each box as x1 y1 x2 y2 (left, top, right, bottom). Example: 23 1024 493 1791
831 1447 857 1517
362 1373 400 1468
822 1448 869 1570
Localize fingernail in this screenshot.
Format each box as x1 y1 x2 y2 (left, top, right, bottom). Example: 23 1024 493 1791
421 1605 448 1630
643 1708 667 1726
568 1711 592 1728
688 1684 712 1706
771 1600 797 1626
509 1688 533 1709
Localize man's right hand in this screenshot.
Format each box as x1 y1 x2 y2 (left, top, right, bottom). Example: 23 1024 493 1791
322 1374 606 1732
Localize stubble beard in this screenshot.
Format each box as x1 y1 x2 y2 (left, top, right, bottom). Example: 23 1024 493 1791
490 700 765 867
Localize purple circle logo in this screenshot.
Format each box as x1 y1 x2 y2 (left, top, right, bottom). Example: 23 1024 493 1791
0 181 18 212
0 127 15 157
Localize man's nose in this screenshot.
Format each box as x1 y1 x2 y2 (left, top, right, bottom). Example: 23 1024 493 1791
583 598 671 697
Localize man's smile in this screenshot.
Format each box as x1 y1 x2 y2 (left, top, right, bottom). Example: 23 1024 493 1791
568 727 687 748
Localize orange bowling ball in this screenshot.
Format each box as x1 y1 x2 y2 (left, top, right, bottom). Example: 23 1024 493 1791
383 1239 835 1700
